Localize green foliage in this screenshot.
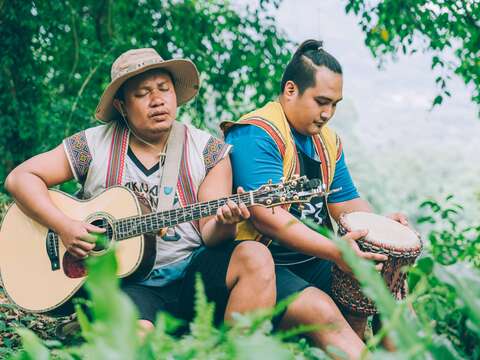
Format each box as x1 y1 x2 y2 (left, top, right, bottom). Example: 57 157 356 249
418 196 480 267
7 197 480 358
411 198 480 357
8 328 50 360
345 0 480 116
0 0 293 187
336 232 480 359
72 250 139 359
9 247 327 359
306 194 480 358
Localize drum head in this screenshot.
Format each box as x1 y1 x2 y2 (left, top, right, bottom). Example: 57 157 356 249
341 212 420 250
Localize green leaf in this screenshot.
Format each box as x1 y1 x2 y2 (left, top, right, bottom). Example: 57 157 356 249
433 95 443 106
76 249 140 359
433 262 480 334
233 332 293 360
419 200 441 212
417 216 436 224
416 256 435 275
15 328 50 360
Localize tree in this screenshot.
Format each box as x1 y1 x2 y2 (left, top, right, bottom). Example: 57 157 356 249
0 0 293 185
345 0 480 116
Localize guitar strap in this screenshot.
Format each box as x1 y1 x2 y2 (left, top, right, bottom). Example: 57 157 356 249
106 122 200 233
157 121 185 211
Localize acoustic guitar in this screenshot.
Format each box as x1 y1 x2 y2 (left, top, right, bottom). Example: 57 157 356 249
0 176 325 314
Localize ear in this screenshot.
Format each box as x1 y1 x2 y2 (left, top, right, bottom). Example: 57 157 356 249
283 80 297 98
113 99 126 116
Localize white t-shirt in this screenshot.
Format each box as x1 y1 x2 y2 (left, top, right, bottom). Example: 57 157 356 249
63 122 231 284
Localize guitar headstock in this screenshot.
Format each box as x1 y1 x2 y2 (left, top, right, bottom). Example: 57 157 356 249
252 176 337 208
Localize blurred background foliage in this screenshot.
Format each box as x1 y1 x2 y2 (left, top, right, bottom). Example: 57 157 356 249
1 0 479 190
0 0 293 187
345 0 480 115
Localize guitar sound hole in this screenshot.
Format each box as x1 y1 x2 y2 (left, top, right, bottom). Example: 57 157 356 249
90 218 113 251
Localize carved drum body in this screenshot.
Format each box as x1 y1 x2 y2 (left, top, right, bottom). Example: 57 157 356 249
331 212 422 315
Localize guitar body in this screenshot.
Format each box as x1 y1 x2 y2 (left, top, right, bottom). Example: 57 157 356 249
0 186 156 314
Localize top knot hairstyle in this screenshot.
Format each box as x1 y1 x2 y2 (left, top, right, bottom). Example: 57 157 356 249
280 39 343 95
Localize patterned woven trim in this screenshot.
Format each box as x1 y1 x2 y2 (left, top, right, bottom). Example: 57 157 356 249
203 136 229 174
239 117 288 157
239 117 299 178
335 134 343 162
176 129 199 233
292 149 300 177
105 125 129 187
312 135 330 189
64 131 92 184
239 116 297 209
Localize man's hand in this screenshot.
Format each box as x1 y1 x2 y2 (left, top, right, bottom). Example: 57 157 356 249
335 229 388 274
57 219 106 259
387 212 409 226
215 186 250 225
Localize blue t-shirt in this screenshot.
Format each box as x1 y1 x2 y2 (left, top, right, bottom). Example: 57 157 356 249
225 125 359 203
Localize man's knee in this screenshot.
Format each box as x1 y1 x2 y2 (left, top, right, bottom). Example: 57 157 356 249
231 241 274 281
138 319 154 339
287 287 345 326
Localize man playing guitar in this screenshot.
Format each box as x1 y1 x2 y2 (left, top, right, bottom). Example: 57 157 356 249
4 47 276 334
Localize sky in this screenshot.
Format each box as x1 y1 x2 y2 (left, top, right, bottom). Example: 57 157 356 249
270 0 480 219
275 0 479 144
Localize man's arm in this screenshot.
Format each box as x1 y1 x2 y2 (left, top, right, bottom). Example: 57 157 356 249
6 145 74 224
249 206 384 273
5 144 103 258
328 197 409 226
197 157 249 247
328 197 373 223
226 126 386 272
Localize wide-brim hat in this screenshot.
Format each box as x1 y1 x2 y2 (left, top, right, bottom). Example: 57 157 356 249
95 48 200 122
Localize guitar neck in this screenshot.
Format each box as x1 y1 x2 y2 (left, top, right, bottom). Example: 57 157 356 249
113 192 256 240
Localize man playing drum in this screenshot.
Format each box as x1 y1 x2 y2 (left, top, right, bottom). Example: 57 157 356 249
223 39 409 358
5 47 277 334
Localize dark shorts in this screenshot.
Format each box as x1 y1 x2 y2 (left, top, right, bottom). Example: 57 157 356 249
121 241 242 324
275 258 333 303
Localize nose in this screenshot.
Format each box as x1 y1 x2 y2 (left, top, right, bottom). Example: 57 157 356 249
320 105 334 121
150 89 165 107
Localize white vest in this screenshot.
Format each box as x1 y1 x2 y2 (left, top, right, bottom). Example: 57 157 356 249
63 122 231 268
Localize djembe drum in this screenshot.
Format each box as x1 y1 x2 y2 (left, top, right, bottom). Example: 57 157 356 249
331 212 422 315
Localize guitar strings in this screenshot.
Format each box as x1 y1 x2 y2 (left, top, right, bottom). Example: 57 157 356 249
98 186 299 241
112 190 271 240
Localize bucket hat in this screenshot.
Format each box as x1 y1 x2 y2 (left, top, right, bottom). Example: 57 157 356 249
95 48 200 122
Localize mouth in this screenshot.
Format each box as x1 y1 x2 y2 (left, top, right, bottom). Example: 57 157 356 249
148 110 169 120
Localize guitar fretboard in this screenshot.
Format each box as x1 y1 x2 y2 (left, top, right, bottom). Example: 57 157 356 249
112 192 256 240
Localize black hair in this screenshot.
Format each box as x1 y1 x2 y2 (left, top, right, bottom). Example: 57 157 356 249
280 39 342 95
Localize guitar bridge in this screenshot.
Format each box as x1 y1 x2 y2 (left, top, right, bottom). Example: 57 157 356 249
46 230 60 271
